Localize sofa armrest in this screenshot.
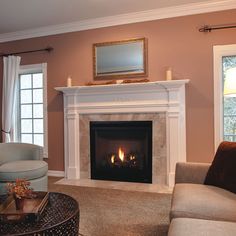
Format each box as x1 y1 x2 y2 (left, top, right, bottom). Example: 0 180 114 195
175 162 211 184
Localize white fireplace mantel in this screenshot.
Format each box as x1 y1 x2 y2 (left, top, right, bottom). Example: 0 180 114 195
55 79 189 187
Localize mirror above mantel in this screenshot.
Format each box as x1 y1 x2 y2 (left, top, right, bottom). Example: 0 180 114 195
93 38 148 80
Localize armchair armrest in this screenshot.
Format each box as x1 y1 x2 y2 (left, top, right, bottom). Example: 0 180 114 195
175 162 211 184
0 143 43 164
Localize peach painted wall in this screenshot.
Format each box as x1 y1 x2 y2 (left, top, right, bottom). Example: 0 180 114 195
0 9 236 171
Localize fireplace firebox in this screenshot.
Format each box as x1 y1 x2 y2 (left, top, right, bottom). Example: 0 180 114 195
90 121 152 183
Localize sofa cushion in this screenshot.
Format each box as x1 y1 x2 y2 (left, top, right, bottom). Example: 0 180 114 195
0 160 48 181
204 141 236 193
170 183 236 222
168 218 236 236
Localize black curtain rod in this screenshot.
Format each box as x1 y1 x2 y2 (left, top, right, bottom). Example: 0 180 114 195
199 24 236 32
0 46 53 57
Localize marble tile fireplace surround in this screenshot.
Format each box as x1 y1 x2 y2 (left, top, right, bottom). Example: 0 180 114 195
56 79 189 187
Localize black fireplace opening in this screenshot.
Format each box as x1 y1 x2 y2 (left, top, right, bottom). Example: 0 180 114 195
90 121 152 183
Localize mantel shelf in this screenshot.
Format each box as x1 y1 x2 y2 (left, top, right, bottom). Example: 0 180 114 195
55 79 189 94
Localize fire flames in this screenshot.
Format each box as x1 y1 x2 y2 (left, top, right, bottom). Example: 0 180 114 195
111 155 115 164
118 147 125 162
110 147 136 166
129 155 135 161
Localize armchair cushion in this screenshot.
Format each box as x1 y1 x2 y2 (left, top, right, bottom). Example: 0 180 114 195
204 141 236 193
0 160 48 181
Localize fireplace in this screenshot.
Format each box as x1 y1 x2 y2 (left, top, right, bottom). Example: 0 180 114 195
56 79 188 187
90 121 152 183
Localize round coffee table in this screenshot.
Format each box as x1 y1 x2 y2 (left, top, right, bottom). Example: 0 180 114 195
0 192 80 236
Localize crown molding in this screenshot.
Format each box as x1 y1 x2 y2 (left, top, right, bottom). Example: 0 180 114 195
0 0 236 43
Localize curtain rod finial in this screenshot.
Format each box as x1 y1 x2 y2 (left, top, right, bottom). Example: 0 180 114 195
46 46 53 52
199 25 211 32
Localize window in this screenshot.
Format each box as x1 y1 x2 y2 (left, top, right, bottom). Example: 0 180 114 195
222 56 236 141
14 63 48 158
214 45 236 150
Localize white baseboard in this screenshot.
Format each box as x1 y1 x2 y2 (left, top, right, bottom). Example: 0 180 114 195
48 170 65 177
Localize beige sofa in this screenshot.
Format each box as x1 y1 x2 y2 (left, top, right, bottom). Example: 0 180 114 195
168 162 236 236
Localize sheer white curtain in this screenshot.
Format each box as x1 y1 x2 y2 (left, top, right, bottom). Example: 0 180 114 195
2 56 21 142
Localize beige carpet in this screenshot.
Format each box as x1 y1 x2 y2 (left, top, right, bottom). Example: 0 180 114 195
48 177 172 236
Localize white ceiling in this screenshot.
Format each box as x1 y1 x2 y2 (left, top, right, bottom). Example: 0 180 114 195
0 0 235 42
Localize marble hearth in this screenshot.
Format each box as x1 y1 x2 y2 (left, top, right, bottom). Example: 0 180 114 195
56 79 189 187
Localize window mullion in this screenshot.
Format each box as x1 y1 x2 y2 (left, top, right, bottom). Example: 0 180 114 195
31 74 34 144
19 76 22 142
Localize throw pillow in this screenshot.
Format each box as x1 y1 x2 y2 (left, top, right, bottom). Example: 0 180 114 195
204 141 236 193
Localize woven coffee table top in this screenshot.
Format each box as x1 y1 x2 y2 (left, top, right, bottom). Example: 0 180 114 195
0 192 80 236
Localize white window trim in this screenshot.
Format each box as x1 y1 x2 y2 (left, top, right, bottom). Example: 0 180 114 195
213 44 236 151
17 63 48 158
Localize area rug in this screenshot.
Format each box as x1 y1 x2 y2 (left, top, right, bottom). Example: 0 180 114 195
48 177 172 236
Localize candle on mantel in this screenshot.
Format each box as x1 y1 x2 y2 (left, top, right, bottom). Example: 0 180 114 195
67 76 72 87
116 80 123 84
166 68 172 81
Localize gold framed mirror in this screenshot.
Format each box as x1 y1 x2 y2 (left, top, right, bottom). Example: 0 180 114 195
93 38 147 80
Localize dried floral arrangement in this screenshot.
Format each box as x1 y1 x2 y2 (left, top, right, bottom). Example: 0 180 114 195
85 78 149 86
7 179 34 199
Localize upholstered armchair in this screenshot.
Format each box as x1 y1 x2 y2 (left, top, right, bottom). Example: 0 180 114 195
0 142 48 194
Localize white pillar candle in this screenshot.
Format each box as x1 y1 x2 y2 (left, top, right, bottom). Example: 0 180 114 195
166 68 172 81
67 76 72 87
116 80 123 84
